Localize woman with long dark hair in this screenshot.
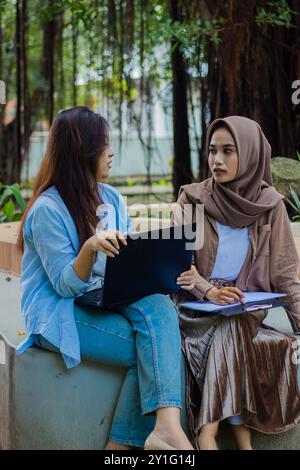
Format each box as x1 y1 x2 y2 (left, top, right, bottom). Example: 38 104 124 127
16 106 193 451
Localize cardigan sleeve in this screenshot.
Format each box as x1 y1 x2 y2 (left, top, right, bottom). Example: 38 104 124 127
27 204 95 298
269 201 300 333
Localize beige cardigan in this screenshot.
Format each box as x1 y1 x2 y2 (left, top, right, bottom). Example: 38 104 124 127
173 187 300 333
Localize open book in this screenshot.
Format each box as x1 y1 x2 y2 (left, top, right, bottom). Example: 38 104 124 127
181 292 288 316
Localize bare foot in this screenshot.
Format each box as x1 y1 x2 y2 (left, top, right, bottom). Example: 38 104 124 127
151 425 194 450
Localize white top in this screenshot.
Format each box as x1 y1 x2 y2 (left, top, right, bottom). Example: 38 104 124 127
210 221 250 281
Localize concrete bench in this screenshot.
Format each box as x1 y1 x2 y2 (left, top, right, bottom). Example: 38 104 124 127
0 272 189 450
1 218 300 449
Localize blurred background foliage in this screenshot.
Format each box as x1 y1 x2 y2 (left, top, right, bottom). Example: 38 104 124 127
0 0 299 218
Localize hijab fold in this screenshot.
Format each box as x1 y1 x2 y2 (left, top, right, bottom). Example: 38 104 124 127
180 116 283 228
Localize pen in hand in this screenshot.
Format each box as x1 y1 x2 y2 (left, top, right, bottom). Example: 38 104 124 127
203 287 245 306
225 287 245 305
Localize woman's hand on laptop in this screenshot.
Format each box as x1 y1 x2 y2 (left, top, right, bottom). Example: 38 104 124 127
86 229 127 258
177 266 197 291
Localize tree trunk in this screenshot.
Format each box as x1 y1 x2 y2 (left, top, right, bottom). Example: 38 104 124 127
72 11 77 107
168 0 192 199
199 0 300 179
42 0 56 125
15 0 22 183
0 6 4 181
21 0 30 183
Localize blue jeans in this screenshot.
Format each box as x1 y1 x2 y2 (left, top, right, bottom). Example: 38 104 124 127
34 293 183 448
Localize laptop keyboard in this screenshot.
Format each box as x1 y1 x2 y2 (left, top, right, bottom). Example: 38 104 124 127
74 288 104 307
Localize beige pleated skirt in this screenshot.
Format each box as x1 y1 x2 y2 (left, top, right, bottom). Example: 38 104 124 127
172 280 300 438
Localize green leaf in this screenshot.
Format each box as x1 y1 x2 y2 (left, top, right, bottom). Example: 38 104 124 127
11 212 23 221
287 185 300 220
290 186 300 209
287 198 299 213
2 199 15 221
9 183 26 212
256 0 293 28
0 187 13 207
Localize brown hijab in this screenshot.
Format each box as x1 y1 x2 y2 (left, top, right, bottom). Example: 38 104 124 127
180 116 284 228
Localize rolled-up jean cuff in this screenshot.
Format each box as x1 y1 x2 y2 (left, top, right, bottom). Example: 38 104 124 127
142 401 182 416
109 434 145 448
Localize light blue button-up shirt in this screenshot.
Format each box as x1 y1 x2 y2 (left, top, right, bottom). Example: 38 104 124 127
211 221 250 281
16 183 132 368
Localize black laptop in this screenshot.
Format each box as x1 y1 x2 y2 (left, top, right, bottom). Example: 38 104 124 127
75 223 196 308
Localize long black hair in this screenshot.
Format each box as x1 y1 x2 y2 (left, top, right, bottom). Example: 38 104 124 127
17 106 109 253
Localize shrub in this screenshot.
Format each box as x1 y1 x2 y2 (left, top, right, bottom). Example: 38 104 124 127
0 183 26 223
287 185 300 222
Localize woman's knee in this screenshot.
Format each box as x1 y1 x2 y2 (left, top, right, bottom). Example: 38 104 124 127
75 314 138 368
79 324 137 368
139 293 179 325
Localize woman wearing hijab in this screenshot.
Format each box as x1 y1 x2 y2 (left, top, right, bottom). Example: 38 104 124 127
172 116 300 450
